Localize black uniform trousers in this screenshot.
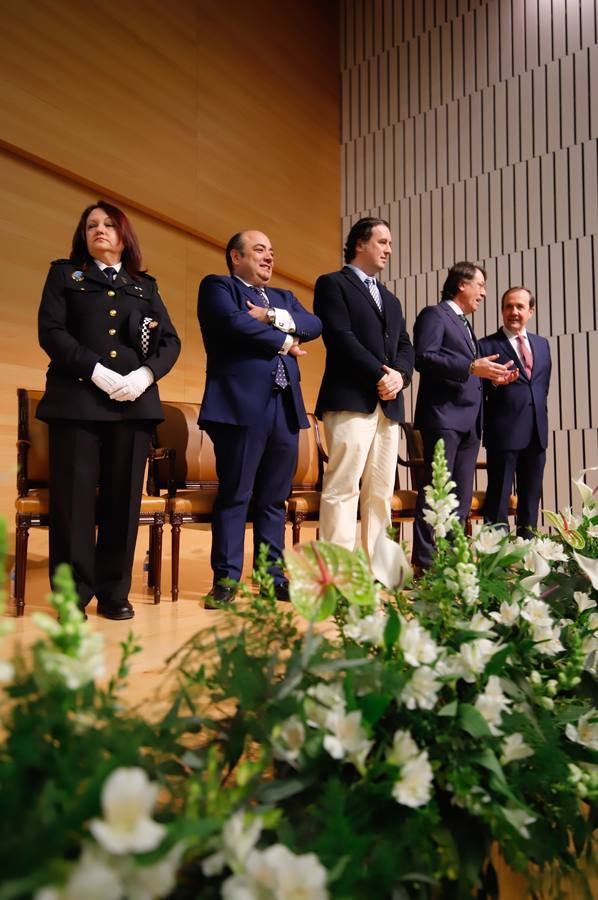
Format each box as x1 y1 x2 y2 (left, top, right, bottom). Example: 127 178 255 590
48 419 153 608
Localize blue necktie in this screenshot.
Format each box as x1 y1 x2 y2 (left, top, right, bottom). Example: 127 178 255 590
365 277 382 312
103 266 117 281
251 287 289 390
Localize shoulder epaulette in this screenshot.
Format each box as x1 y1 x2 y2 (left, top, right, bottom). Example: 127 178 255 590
50 259 72 266
139 271 156 282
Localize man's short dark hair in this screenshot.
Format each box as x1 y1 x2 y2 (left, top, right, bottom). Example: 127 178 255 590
344 217 390 264
441 261 487 299
501 285 536 309
225 232 246 274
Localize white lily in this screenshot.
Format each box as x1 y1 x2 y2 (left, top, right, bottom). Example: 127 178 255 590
272 716 306 764
475 676 512 735
370 530 412 589
323 710 373 771
573 551 598 590
489 601 520 627
574 591 597 613
573 467 598 507
501 732 534 765
398 617 439 667
566 711 598 751
391 751 434 808
401 666 442 710
222 843 329 900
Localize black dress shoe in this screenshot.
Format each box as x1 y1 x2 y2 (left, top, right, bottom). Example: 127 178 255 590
204 583 237 610
97 600 135 620
274 582 291 602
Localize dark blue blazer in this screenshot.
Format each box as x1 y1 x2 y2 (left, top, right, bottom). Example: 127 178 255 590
314 266 414 422
413 300 482 435
478 329 551 450
197 275 321 429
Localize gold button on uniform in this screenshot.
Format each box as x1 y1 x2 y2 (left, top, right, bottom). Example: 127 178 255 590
109 309 117 317
108 328 116 336
109 350 118 358
107 290 115 297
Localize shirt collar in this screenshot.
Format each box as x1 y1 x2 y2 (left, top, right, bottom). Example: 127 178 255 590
347 264 376 284
94 259 122 273
446 299 467 316
502 325 528 340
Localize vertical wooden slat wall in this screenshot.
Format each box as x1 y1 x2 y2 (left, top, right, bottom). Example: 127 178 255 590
341 0 598 518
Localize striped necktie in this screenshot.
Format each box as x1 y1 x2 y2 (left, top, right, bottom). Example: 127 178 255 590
365 277 382 312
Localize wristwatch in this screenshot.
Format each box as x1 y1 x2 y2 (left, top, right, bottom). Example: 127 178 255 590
266 308 276 324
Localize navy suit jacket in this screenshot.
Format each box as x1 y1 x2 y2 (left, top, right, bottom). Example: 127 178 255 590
478 329 551 450
314 266 414 422
413 300 482 435
197 275 321 429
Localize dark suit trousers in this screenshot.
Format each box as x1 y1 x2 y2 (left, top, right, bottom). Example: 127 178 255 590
204 390 299 585
48 420 152 607
412 427 480 568
484 438 546 538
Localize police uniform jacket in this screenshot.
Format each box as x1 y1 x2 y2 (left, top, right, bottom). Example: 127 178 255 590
36 260 181 423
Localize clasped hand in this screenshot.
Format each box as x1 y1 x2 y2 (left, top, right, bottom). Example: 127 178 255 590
91 363 154 402
377 365 404 400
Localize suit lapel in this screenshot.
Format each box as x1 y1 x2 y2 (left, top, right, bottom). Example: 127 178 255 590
499 327 529 379
441 302 475 357
342 266 384 319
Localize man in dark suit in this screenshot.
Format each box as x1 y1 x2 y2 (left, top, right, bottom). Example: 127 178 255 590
314 217 414 561
197 230 321 606
411 262 517 569
479 286 552 538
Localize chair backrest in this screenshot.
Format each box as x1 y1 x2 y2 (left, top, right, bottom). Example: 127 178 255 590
398 422 426 491
155 400 217 489
290 413 327 492
17 388 48 495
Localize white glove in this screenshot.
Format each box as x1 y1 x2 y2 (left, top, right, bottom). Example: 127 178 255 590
91 362 125 395
109 366 154 402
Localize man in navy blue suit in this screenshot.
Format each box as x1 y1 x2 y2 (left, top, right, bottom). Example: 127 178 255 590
315 217 414 561
479 286 552 538
198 231 322 606
411 262 517 569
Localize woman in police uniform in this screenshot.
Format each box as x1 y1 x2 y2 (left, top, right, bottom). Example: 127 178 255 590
37 200 181 619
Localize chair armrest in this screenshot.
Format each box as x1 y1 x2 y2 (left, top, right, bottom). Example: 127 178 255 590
147 446 176 497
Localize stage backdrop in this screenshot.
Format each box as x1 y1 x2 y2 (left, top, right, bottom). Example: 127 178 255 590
0 0 340 544
340 0 598 517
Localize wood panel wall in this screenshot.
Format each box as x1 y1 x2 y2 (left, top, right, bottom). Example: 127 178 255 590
341 0 597 518
0 0 339 541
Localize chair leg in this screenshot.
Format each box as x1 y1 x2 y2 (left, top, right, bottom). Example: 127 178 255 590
171 515 181 603
14 517 30 617
147 526 155 588
151 516 163 605
292 513 305 545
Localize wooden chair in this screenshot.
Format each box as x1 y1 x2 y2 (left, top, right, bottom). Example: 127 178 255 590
398 422 516 534
14 388 165 616
286 414 328 544
153 400 216 603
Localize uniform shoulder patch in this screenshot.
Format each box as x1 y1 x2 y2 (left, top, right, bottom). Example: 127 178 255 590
139 271 156 282
50 259 73 266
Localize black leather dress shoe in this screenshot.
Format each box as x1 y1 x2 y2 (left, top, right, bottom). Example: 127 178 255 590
97 600 135 620
204 583 237 610
274 581 291 602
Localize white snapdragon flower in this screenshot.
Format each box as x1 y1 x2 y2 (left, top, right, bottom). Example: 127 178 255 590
566 711 598 751
574 591 597 613
423 492 460 538
89 768 165 855
455 638 501 683
391 752 434 808
387 729 419 766
343 605 387 645
489 601 520 627
531 623 565 656
202 810 263 877
305 682 346 729
503 808 536 839
398 617 439 667
401 666 442 710
474 527 507 555
533 538 569 562
501 732 534 765
521 597 553 629
323 710 373 771
33 629 105 691
475 676 512 735
34 846 122 900
272 716 306 765
454 562 479 605
222 844 329 900
468 612 495 632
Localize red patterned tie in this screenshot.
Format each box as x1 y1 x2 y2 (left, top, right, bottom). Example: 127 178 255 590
517 334 533 379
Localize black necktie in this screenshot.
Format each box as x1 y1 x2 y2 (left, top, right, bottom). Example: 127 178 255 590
251 287 289 390
103 266 117 281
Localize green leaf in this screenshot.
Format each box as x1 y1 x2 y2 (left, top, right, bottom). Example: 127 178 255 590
438 699 459 717
383 605 400 650
459 704 493 738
